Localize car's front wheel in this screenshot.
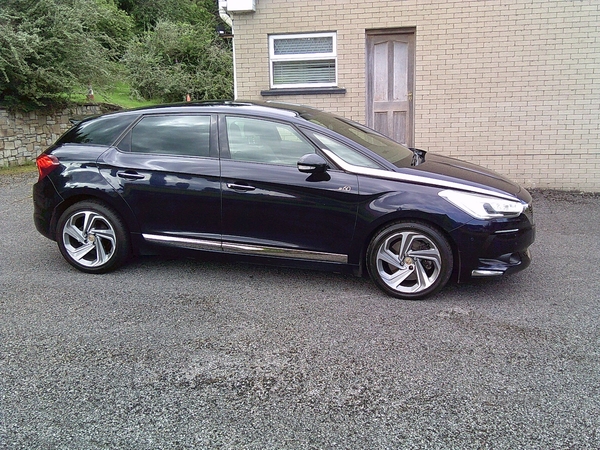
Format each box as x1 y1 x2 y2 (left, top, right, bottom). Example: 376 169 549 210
56 201 130 273
367 221 453 300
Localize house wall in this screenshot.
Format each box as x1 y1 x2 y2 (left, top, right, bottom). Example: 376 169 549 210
230 0 600 191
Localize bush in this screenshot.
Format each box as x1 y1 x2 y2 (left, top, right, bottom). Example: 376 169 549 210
117 0 216 32
0 0 134 110
123 19 233 102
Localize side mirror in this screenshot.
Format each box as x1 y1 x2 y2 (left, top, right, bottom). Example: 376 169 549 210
297 153 328 174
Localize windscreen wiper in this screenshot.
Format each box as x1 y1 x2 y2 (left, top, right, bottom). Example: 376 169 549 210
410 148 427 166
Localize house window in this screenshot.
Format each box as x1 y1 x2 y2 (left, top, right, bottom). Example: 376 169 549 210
269 32 337 89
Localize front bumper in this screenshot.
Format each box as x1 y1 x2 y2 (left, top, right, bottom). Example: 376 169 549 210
471 248 532 277
452 217 536 283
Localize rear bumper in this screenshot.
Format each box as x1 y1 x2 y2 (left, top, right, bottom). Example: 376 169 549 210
33 179 63 240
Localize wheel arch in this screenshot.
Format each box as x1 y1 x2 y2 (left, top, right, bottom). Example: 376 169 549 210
354 211 461 282
50 189 140 241
56 198 132 273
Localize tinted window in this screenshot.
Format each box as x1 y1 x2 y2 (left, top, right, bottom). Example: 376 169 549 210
120 115 211 157
300 111 413 167
58 114 137 146
226 116 314 165
309 132 381 169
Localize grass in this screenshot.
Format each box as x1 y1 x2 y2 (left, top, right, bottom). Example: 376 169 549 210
70 81 161 109
0 162 37 175
95 81 161 109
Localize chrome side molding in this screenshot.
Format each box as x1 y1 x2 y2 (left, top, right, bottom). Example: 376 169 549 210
143 233 348 264
143 234 220 252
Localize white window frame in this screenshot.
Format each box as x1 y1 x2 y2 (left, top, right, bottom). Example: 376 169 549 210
269 32 338 89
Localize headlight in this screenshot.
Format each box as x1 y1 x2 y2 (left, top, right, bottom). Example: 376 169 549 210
439 190 526 220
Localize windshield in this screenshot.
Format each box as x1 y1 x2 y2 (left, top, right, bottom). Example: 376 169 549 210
300 111 414 167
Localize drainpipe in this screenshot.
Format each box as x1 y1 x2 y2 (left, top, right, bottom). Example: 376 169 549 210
218 0 237 99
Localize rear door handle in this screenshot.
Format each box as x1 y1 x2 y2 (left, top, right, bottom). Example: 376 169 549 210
117 170 145 180
226 183 256 191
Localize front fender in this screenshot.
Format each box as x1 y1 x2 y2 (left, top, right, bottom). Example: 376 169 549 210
349 176 472 267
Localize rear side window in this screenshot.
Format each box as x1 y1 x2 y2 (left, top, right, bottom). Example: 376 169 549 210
118 115 211 157
58 114 137 146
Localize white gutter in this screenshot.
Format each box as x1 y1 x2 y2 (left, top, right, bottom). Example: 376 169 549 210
218 0 232 27
218 0 237 99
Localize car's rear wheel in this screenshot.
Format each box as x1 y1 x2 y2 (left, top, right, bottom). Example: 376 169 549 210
56 201 129 273
367 221 453 300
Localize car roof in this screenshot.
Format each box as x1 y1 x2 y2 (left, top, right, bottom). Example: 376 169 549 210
103 100 323 121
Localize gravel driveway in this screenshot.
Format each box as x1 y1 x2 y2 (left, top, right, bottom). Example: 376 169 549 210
1 171 599 449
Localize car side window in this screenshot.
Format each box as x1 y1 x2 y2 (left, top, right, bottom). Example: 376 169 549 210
58 114 137 146
118 115 211 157
309 131 382 169
226 116 315 165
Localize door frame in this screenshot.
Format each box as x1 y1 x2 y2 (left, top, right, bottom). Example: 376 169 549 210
366 28 416 147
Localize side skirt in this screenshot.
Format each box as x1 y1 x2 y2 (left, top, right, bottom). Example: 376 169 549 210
142 233 348 264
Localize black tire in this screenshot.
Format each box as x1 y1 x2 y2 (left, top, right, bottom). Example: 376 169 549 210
56 200 130 273
367 221 453 300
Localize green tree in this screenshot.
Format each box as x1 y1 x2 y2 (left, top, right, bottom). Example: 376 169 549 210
117 0 217 31
0 0 134 109
123 19 233 102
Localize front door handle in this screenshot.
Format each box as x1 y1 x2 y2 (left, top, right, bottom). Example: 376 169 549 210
117 170 145 180
226 183 256 192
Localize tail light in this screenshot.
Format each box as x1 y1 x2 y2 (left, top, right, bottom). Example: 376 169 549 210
36 154 60 181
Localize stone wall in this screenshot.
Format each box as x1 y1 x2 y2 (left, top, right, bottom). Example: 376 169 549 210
0 104 119 167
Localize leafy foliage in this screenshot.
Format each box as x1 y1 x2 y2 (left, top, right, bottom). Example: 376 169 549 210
117 0 217 31
0 0 134 109
0 0 233 109
123 19 233 102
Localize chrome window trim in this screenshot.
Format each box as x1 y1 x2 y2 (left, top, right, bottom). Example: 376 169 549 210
320 149 518 201
143 234 347 264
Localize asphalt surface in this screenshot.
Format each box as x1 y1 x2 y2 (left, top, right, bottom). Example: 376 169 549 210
1 171 599 449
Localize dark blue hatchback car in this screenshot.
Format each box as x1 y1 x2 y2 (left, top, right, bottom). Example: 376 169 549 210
33 101 535 299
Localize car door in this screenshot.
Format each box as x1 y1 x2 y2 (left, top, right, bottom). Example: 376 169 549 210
219 115 359 262
98 113 221 249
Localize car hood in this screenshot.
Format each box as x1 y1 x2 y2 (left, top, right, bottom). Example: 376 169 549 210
408 153 522 197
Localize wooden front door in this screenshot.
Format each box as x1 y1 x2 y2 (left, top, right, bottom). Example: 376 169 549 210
366 30 415 147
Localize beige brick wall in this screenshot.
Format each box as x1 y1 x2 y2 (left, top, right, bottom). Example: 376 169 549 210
231 0 600 191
